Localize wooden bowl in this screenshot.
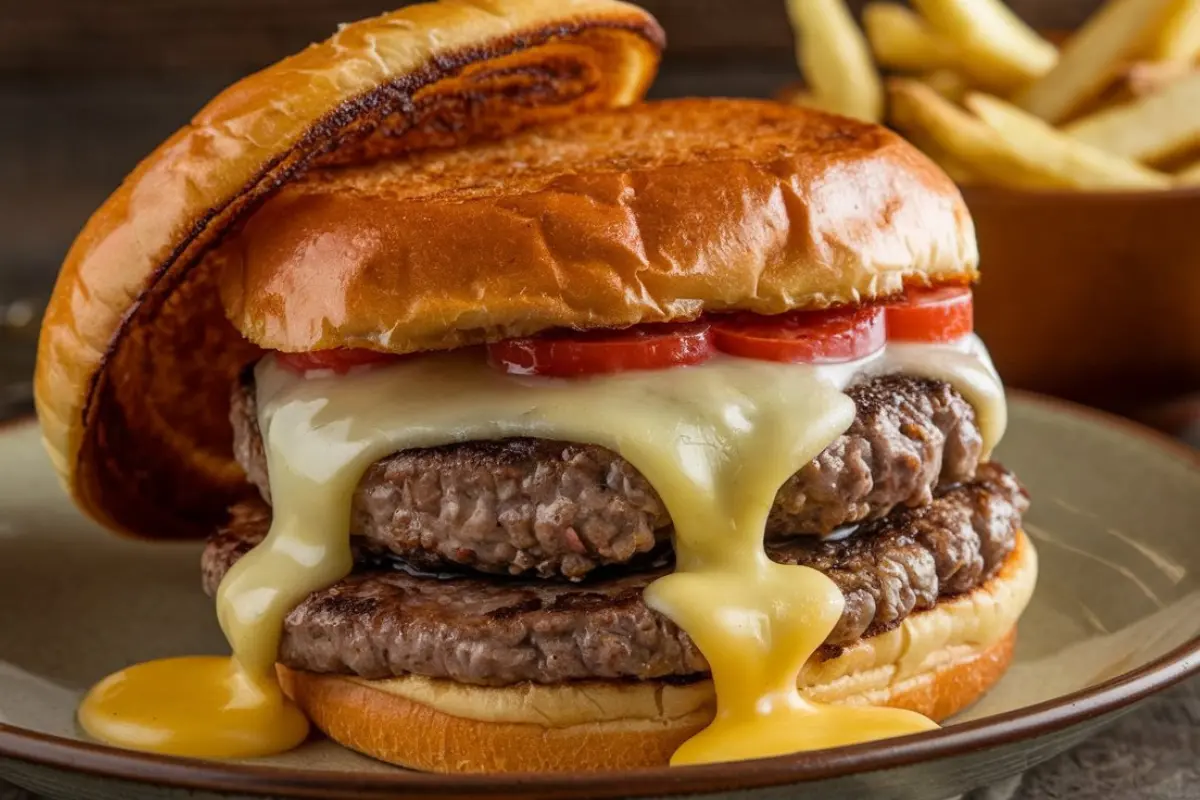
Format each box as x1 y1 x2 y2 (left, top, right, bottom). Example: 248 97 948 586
964 185 1200 413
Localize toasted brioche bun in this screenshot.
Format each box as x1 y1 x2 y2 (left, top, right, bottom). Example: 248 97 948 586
33 0 663 542
281 634 1013 773
216 98 977 356
278 531 1034 773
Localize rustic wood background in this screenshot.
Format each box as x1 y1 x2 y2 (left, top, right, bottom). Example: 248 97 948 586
1 0 1101 300
5 0 1097 72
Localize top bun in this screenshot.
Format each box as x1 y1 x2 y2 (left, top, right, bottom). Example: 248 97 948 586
217 98 978 355
34 0 664 541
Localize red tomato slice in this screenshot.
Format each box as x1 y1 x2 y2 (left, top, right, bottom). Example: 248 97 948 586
276 348 401 375
710 306 885 364
885 286 974 343
487 322 714 377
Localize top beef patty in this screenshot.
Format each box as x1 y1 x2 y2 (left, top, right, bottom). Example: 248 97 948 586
232 370 984 579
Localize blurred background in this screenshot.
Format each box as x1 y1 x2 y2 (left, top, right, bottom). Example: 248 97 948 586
6 0 1198 433
0 0 1098 302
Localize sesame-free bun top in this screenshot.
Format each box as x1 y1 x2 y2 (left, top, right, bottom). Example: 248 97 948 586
34 0 664 541
217 98 979 355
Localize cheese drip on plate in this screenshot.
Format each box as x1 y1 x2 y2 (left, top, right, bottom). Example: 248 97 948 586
79 336 1006 762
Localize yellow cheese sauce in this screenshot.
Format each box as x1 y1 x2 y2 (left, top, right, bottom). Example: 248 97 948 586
79 336 1005 764
78 656 308 758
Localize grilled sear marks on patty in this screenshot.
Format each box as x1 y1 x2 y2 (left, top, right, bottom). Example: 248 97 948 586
231 371 984 579
202 464 1026 686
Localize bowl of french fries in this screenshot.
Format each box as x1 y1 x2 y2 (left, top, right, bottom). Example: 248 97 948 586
784 0 1200 411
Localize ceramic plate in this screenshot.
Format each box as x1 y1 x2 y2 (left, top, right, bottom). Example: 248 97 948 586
0 394 1197 800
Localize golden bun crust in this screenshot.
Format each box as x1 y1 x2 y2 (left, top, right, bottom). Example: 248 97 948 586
218 98 977 354
33 0 663 541
281 636 1013 774
279 531 1034 773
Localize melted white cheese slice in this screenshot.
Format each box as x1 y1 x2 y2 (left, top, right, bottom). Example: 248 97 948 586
215 335 1006 764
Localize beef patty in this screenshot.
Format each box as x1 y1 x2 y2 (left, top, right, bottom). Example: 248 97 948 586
232 371 985 579
202 463 1026 686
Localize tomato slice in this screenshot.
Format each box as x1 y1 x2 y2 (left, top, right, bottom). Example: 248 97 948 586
885 286 974 343
487 322 713 377
276 348 401 375
710 306 885 364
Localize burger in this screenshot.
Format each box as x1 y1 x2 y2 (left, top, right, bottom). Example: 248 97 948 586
34 0 1035 774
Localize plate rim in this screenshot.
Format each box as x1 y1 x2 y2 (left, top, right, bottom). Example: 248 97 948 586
1 391 1198 799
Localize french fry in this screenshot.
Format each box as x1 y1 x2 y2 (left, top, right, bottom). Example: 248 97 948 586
1119 59 1193 97
776 84 844 115
901 126 979 184
1150 0 1200 60
908 0 1057 91
920 69 971 102
786 0 883 122
965 93 1171 189
1172 158 1200 184
929 155 978 185
863 3 958 72
1065 71 1200 164
1068 60 1190 121
1017 0 1184 124
887 79 1069 190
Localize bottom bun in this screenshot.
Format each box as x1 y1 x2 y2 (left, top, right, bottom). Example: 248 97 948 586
279 531 1036 773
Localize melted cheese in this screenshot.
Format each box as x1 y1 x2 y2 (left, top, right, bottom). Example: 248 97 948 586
78 656 308 758
79 335 1005 763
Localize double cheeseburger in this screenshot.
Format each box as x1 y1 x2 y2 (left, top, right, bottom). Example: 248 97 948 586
35 0 1035 774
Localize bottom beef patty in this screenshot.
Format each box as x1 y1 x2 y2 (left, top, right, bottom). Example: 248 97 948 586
203 463 1027 687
